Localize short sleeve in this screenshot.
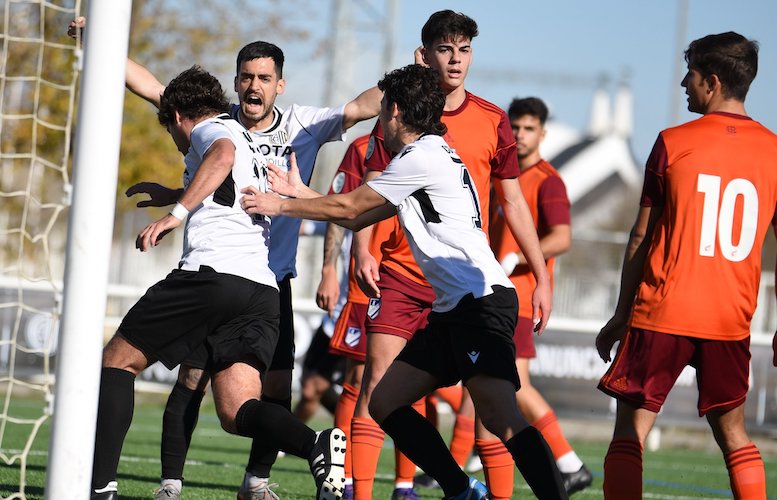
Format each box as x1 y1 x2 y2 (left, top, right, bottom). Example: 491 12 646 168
490 112 520 179
537 176 571 228
367 146 427 206
640 134 668 208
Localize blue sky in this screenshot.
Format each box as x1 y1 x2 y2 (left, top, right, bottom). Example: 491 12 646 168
279 0 777 164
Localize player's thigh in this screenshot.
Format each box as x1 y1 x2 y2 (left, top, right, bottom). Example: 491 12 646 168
211 361 262 432
466 374 525 439
103 332 152 374
369 360 440 422
364 333 408 390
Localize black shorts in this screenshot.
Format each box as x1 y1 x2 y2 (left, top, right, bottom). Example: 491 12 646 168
119 266 280 372
268 274 296 371
396 285 520 389
302 324 345 383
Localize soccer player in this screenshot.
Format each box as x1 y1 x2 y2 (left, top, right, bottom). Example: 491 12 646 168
242 62 568 500
90 66 346 500
487 97 591 497
596 32 775 499
350 11 536 498
70 15 380 498
320 135 407 499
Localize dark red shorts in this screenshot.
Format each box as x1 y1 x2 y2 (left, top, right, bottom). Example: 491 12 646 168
329 301 368 361
512 316 536 358
365 265 435 340
598 328 751 416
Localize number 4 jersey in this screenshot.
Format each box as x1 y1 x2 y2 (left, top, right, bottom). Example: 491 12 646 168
631 112 777 340
367 134 513 313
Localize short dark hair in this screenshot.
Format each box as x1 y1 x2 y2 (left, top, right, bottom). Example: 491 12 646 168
236 41 285 78
378 64 447 136
421 10 478 48
684 31 758 101
158 65 229 127
507 97 549 125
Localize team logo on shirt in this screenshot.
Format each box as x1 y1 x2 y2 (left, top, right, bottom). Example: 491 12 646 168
271 130 289 145
331 172 346 194
467 351 480 364
367 298 381 320
345 327 362 347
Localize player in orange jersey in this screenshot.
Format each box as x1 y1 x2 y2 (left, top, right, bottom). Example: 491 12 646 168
350 10 553 500
596 32 776 500
487 97 591 497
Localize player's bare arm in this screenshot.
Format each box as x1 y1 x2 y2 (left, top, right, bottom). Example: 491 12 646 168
317 222 346 316
596 204 663 362
501 223 571 274
342 86 383 130
136 138 236 251
67 17 165 108
496 177 553 334
350 169 384 297
126 183 183 208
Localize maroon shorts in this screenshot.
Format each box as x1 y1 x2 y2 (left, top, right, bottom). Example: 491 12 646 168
329 301 368 361
366 265 435 340
598 328 751 416
512 316 536 358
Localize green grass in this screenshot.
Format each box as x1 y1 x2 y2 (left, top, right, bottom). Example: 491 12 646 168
1 396 776 499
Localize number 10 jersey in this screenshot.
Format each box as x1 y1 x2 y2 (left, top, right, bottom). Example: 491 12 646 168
631 112 777 340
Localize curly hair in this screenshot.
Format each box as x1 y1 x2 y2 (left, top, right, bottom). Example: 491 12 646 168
157 65 229 127
508 97 549 125
685 32 758 101
421 10 478 48
378 64 447 137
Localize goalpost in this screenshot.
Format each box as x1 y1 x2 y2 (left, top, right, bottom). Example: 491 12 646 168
44 1 132 498
0 0 131 498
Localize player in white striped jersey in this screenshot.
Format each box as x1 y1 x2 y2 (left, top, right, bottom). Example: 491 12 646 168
99 30 380 497
91 66 346 500
241 64 568 500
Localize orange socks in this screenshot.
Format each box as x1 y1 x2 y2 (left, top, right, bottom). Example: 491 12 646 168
335 384 359 483
434 385 463 413
449 414 475 467
724 443 766 499
533 410 572 459
394 399 425 485
476 438 514 500
603 438 642 500
351 416 384 500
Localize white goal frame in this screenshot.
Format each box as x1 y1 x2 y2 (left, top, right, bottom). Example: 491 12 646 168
44 1 132 497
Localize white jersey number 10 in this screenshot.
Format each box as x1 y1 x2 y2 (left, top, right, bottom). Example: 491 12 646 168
697 173 758 262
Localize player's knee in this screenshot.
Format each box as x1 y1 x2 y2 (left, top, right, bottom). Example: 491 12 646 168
367 389 396 423
215 406 238 434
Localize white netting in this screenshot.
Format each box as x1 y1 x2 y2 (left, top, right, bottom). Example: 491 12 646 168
0 1 80 498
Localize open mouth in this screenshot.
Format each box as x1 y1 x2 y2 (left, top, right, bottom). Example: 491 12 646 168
245 95 263 106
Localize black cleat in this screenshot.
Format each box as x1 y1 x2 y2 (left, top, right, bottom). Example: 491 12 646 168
562 464 593 495
91 481 118 500
308 428 347 499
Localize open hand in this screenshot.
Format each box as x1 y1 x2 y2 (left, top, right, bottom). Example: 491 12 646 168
126 182 181 208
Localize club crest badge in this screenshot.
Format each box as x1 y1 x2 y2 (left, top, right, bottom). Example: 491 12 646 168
345 327 361 347
367 297 381 320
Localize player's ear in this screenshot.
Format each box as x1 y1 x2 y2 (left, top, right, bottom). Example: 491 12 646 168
174 110 183 125
420 46 429 65
276 78 286 96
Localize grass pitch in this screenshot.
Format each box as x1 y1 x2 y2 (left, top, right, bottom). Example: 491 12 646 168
1 395 776 499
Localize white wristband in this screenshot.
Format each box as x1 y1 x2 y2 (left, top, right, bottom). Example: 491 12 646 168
170 202 189 221
500 252 520 274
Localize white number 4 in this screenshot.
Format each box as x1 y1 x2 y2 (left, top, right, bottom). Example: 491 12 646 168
697 173 758 262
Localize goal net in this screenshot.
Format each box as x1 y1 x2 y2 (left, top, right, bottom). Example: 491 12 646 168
0 0 81 498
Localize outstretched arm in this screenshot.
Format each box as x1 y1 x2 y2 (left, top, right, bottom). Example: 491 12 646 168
68 16 165 107
342 86 382 130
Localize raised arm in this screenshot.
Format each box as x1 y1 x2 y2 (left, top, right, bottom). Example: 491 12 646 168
342 86 382 130
126 58 166 108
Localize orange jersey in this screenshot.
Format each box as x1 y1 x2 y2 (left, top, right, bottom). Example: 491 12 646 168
329 135 393 304
365 91 519 285
489 160 570 318
630 112 777 340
